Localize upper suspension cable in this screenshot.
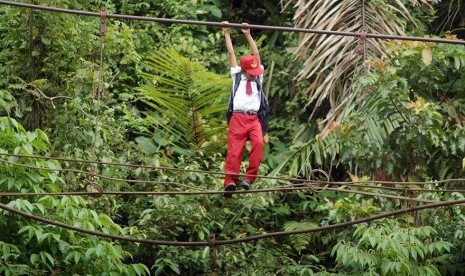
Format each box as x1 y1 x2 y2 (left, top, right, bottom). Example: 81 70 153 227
0 0 464 46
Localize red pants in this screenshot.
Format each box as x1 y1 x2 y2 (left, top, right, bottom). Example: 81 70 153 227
224 113 263 187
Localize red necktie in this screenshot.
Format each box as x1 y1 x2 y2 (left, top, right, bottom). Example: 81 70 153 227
246 80 252 95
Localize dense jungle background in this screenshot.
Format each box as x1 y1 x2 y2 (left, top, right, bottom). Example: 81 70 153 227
1 0 465 275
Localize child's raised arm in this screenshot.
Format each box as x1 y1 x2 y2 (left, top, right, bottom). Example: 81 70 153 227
222 21 237 67
241 23 260 65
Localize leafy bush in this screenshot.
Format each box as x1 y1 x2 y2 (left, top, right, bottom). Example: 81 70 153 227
0 116 149 275
332 218 454 275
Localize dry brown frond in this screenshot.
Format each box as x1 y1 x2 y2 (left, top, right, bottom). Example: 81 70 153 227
284 0 436 126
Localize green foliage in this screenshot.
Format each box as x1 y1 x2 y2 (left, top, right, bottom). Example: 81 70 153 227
0 89 16 116
3 0 465 275
0 118 50 169
0 241 31 275
283 221 318 251
0 116 148 274
109 0 227 72
279 40 465 181
137 48 230 152
319 197 382 225
332 218 454 275
420 194 465 273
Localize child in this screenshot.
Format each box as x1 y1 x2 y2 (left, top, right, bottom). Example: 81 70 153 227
222 21 268 198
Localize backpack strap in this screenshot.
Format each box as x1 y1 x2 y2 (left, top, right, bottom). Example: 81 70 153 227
226 72 243 123
233 72 242 96
256 77 263 102
229 72 242 110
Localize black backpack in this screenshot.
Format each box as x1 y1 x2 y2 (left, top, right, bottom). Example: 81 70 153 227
226 72 271 136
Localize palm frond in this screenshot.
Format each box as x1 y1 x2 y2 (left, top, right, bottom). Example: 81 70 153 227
284 221 319 251
285 0 436 124
137 49 230 151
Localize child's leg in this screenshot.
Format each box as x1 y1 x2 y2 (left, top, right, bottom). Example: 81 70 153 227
245 116 263 184
224 114 248 187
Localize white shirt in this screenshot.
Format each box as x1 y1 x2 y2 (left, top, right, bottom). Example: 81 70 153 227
231 65 264 112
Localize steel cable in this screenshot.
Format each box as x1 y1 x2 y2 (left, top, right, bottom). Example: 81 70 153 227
0 0 464 46
1 199 464 247
2 153 465 186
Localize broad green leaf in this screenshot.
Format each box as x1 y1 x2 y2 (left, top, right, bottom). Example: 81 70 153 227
21 144 33 155
30 253 38 264
48 172 58 183
26 131 37 142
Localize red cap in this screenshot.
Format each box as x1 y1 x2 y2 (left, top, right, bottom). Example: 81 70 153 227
239 55 264 76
